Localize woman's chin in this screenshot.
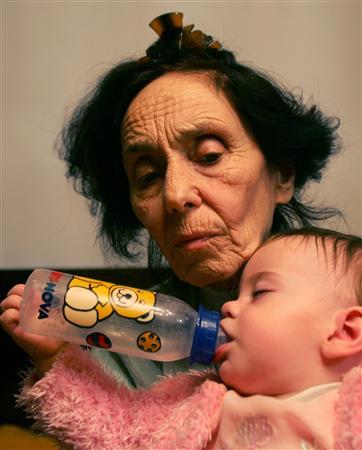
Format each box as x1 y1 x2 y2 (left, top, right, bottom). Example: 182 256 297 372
174 263 242 290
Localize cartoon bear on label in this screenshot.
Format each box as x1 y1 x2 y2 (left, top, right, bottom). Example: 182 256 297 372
63 276 156 328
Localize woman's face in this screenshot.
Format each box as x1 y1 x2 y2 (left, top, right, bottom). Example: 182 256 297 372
122 72 293 288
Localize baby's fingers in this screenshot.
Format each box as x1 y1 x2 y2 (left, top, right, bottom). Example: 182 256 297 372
0 306 20 336
7 284 25 297
1 294 21 312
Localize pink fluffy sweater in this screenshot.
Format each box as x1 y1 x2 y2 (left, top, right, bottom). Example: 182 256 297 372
17 347 361 449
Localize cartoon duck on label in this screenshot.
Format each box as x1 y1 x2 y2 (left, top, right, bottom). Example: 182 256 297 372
63 276 156 328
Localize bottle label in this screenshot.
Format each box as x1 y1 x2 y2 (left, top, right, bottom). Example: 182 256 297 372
37 271 64 319
63 276 157 327
37 271 163 354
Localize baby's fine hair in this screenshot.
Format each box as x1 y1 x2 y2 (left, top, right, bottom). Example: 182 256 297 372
269 227 362 306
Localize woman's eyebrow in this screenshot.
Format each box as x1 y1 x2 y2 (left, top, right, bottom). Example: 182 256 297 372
123 142 155 156
179 119 229 140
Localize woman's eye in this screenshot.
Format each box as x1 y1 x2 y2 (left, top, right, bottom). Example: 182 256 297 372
137 171 160 187
199 152 222 164
194 135 225 165
133 157 162 189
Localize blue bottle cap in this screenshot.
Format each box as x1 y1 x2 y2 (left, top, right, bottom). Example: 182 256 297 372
190 305 220 364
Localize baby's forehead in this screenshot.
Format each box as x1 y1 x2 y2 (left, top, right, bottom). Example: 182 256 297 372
261 234 320 255
265 234 336 256
262 234 356 284
254 234 342 273
239 235 325 289
241 233 360 306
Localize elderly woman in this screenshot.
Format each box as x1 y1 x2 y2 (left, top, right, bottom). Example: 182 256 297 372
1 13 339 387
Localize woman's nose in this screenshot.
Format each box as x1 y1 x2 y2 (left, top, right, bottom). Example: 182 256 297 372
221 300 239 318
163 164 202 214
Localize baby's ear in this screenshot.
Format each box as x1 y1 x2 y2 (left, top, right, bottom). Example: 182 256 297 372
321 307 362 359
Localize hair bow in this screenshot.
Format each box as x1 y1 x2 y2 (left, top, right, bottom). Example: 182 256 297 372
142 12 222 62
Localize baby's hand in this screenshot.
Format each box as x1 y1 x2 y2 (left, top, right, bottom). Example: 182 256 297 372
0 284 66 375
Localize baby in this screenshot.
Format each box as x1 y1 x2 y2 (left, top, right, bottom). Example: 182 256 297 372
213 227 362 449
1 227 361 449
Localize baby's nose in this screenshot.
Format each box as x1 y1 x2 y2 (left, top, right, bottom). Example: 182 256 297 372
221 300 239 318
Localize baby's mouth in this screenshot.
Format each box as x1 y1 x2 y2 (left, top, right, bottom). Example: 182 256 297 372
213 327 231 364
213 342 229 364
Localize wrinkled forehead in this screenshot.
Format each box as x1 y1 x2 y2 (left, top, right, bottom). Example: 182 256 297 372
121 72 236 146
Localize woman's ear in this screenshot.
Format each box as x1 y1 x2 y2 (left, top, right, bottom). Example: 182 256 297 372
321 307 362 359
274 165 295 205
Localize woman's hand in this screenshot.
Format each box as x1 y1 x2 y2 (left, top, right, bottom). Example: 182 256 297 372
0 284 66 376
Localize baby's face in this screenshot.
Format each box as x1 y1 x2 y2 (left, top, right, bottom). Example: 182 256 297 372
216 236 341 395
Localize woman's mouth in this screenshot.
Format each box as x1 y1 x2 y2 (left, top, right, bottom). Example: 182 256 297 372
175 234 219 251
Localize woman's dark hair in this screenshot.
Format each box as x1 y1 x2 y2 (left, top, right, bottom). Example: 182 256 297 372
58 45 341 264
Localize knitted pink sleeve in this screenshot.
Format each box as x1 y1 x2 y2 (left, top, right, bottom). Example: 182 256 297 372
17 346 226 450
334 365 362 450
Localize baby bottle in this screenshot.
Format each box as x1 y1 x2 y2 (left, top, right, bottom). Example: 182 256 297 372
20 269 227 363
